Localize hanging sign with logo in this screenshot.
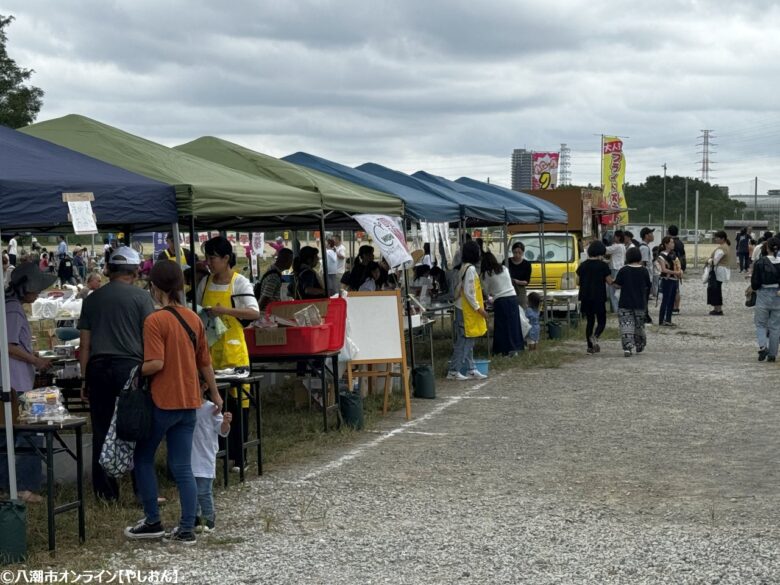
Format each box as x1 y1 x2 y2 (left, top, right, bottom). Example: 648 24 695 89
354 215 412 268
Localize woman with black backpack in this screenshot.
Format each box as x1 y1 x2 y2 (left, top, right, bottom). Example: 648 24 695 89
289 246 327 300
750 237 780 362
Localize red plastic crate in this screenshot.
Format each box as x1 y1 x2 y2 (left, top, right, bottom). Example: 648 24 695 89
245 323 330 356
244 297 347 356
269 297 346 352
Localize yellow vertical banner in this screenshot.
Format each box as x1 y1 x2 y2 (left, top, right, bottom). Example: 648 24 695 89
601 136 629 225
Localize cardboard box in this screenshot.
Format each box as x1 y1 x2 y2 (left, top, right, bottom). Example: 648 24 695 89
269 300 330 321
253 328 287 346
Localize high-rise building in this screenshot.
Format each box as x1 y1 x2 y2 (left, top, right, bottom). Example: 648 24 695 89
511 148 533 191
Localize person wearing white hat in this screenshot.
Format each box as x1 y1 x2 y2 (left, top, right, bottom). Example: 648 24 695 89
0 262 56 502
78 246 155 501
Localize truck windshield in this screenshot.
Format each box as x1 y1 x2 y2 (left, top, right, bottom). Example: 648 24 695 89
513 235 574 263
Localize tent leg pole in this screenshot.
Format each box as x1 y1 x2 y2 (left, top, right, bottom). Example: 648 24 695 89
0 227 18 500
189 216 197 312
503 222 509 263
171 223 183 265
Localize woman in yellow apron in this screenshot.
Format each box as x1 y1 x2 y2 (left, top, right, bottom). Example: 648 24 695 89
198 236 260 472
446 241 488 381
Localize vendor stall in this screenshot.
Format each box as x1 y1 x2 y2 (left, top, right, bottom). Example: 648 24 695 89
0 125 178 553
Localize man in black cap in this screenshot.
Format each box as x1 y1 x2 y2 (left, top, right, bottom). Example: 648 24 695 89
639 228 655 323
79 246 155 501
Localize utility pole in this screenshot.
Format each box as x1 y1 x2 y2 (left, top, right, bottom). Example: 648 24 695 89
754 176 758 222
694 190 700 268
662 163 667 227
684 178 689 229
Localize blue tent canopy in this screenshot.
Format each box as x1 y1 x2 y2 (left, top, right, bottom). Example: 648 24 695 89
455 177 568 224
0 125 177 230
356 163 507 224
283 152 462 222
413 171 542 224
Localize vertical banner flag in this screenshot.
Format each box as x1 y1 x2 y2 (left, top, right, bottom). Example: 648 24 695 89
601 137 629 225
153 232 168 256
532 152 560 190
354 214 412 268
251 232 265 258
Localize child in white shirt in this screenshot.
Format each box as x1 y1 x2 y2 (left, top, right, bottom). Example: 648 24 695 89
192 398 232 533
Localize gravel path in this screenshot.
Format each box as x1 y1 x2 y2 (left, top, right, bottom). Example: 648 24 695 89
111 273 780 584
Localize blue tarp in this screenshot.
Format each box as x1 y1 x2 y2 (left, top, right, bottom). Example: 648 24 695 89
0 125 177 230
412 171 542 224
356 163 506 224
283 152 462 222
455 177 568 224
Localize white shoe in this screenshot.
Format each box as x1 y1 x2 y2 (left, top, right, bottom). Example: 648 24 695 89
466 369 487 380
446 371 469 381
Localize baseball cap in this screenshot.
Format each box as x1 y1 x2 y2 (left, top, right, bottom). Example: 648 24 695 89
640 227 655 238
109 246 141 266
10 262 56 293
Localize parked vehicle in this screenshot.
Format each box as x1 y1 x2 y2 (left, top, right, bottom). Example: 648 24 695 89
508 232 579 290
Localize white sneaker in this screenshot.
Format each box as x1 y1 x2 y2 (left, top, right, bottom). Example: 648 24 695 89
446 371 469 381
467 369 487 380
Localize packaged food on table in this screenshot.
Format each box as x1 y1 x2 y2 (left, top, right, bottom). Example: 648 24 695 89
18 386 70 423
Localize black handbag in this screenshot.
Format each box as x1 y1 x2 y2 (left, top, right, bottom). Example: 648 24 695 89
746 288 757 307
116 365 153 442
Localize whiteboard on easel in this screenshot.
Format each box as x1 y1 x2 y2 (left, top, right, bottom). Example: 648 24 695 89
346 291 404 362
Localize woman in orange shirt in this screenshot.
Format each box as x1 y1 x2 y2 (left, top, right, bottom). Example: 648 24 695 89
124 261 222 545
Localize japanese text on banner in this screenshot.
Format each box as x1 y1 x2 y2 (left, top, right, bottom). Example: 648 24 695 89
601 137 629 225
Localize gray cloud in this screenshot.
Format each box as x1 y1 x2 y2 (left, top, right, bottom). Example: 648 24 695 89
2 0 780 192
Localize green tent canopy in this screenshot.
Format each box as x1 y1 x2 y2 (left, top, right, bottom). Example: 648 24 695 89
21 115 323 224
175 136 403 220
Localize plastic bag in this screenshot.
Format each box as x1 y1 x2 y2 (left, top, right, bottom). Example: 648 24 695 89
518 307 531 338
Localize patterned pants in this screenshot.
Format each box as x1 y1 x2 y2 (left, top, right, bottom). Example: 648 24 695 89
618 308 646 351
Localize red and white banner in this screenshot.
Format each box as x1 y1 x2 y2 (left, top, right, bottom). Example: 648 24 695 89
532 152 560 190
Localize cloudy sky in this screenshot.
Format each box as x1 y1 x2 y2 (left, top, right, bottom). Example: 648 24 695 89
3 0 780 196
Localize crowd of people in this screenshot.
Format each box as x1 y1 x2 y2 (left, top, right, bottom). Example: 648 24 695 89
576 225 736 357
3 224 762 542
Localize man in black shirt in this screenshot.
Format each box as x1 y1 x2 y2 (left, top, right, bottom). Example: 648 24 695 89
576 241 614 354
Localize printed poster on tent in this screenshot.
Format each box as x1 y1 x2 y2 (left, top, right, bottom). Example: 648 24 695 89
354 214 412 268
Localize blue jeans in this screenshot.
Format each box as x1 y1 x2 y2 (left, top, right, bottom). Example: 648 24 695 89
134 407 197 532
195 477 215 524
754 287 780 357
658 279 678 324
0 432 42 492
448 308 476 373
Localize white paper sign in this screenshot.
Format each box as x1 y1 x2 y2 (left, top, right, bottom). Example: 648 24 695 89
67 201 98 234
251 232 265 258
354 214 412 269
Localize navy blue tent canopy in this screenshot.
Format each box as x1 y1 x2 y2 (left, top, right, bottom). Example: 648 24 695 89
356 163 507 225
412 171 542 224
455 177 568 224
0 125 177 230
283 152 463 223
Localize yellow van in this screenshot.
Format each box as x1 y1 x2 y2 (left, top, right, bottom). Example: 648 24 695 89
508 232 579 291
